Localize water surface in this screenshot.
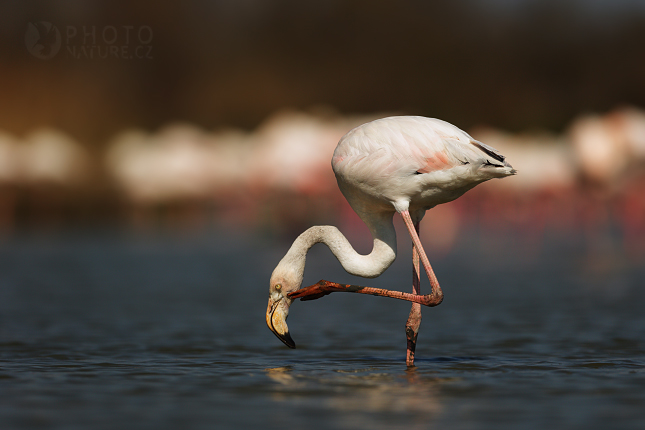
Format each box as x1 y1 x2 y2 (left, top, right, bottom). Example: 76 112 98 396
1 228 644 429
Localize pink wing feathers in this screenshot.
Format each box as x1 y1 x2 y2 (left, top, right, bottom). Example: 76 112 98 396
332 116 490 179
331 115 515 215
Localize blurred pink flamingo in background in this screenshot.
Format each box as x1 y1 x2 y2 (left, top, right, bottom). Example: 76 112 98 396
266 116 516 366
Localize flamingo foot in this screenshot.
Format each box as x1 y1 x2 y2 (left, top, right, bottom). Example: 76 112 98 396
287 280 348 301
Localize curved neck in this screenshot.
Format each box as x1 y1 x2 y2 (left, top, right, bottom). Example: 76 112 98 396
280 212 397 281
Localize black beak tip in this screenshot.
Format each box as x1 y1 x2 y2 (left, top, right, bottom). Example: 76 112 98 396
278 331 296 349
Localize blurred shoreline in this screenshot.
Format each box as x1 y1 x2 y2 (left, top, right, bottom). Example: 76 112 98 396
0 108 644 262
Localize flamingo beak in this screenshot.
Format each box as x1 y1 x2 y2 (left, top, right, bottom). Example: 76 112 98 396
266 297 296 349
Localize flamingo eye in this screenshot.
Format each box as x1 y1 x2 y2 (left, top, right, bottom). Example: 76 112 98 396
275 284 282 291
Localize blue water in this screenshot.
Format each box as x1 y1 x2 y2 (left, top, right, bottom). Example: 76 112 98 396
1 227 644 430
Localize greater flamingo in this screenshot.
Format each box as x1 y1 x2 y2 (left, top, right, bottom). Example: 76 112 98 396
266 116 516 365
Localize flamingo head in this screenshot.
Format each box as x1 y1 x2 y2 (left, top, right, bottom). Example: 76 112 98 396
266 262 302 349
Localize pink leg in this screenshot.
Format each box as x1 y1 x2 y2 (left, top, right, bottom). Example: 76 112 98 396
400 210 443 302
406 221 422 366
288 280 442 306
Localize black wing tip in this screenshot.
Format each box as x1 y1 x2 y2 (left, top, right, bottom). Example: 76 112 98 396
472 140 505 163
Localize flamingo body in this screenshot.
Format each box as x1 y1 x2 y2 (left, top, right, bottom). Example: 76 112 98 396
266 116 516 359
332 116 515 217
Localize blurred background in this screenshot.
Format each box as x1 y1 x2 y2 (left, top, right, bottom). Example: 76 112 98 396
2 3 645 428
1 0 645 259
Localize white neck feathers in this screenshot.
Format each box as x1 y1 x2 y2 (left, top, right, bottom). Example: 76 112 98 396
277 213 398 287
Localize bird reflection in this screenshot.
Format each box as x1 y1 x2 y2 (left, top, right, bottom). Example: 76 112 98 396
264 365 445 428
